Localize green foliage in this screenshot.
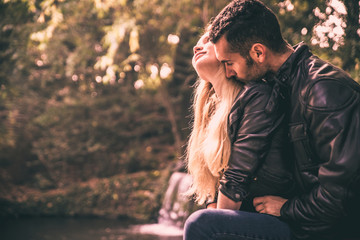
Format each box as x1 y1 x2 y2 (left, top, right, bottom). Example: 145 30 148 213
0 0 359 219
0 0 33 86
0 170 168 221
265 0 360 75
30 85 176 185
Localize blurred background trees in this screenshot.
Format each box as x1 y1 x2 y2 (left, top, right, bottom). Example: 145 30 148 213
0 0 359 219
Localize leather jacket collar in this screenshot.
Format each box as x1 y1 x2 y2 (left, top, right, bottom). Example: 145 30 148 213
273 42 312 87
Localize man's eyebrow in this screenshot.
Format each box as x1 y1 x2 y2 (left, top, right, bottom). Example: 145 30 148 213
220 59 230 63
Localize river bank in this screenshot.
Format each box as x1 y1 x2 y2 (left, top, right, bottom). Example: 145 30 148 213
0 170 170 221
0 215 183 240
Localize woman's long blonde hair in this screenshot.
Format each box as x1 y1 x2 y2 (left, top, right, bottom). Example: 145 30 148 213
186 66 242 204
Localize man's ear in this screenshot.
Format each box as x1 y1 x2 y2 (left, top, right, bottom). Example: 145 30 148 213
249 43 266 64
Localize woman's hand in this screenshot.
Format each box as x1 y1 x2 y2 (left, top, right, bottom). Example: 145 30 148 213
217 191 242 210
253 196 288 217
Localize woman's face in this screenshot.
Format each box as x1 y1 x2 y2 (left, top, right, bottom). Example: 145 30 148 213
192 32 222 81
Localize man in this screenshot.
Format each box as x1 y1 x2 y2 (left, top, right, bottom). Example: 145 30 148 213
184 0 360 239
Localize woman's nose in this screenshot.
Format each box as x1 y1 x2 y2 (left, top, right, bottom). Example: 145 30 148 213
193 45 202 54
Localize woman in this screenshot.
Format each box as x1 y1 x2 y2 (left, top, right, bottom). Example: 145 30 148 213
185 29 295 212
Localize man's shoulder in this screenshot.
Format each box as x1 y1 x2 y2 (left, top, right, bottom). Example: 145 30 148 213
301 58 360 110
306 79 357 110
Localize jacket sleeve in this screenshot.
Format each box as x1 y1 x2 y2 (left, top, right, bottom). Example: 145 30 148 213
219 82 285 202
280 78 360 234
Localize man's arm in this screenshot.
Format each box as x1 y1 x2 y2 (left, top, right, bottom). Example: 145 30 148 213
280 79 360 234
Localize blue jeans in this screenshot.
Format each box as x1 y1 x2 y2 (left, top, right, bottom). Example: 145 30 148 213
184 209 293 240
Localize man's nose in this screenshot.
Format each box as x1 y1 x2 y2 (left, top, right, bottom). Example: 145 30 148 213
193 45 202 54
225 67 236 78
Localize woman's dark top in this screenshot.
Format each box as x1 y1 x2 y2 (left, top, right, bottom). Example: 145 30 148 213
219 79 295 211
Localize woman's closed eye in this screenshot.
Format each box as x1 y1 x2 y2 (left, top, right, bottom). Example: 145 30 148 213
203 36 210 43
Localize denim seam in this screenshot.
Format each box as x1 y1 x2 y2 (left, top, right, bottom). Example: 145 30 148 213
212 232 270 240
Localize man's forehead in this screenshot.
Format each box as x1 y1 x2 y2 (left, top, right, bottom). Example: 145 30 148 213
214 37 232 61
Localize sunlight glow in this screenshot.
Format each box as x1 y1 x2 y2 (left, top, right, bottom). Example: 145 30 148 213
301 28 308 35
167 34 180 45
134 79 144 89
312 0 348 51
314 7 327 20
36 60 44 67
160 63 172 79
150 65 159 79
278 0 294 12
95 76 102 83
330 0 347 15
134 64 141 72
94 44 103 53
30 6 63 50
326 7 332 15
129 28 139 53
72 75 79 82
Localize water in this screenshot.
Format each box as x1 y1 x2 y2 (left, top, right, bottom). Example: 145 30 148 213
0 216 182 240
130 172 194 237
158 172 193 227
0 172 195 240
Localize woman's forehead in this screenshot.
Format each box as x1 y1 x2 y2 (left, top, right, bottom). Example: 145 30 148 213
197 32 210 44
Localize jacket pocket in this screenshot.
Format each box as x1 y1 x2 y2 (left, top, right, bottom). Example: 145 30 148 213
289 123 318 169
289 123 319 188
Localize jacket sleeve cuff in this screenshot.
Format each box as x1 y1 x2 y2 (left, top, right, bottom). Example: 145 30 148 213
279 198 292 221
205 195 218 208
219 184 248 202
205 201 217 208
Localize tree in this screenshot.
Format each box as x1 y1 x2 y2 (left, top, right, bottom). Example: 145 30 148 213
269 0 359 79
0 0 358 189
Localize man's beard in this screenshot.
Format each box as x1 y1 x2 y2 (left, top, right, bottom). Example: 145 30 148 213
233 57 266 83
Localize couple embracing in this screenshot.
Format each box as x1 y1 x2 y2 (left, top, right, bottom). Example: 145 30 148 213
184 0 360 239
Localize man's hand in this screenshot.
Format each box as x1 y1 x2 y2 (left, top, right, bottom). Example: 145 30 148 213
253 196 288 217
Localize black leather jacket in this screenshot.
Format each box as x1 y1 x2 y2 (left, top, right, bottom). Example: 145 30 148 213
219 80 295 207
272 43 360 240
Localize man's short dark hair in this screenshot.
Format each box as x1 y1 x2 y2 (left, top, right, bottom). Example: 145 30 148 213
209 0 288 57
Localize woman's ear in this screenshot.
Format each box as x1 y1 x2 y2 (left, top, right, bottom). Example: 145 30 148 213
249 43 266 64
